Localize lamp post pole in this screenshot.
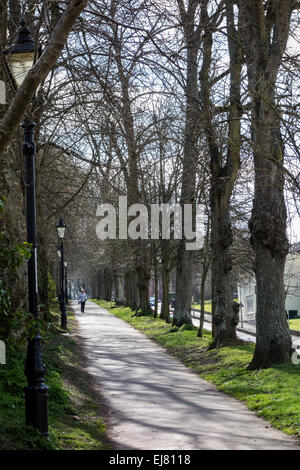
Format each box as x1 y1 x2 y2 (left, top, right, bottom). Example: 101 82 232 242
57 245 61 304
23 121 49 436
60 241 67 329
57 218 67 329
64 262 68 305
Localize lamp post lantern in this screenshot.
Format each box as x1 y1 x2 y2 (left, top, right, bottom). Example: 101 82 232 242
56 218 67 329
3 17 35 89
3 18 48 435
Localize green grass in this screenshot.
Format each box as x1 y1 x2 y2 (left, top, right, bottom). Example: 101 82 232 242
192 300 212 312
93 299 300 438
192 299 238 313
288 318 300 332
0 302 110 450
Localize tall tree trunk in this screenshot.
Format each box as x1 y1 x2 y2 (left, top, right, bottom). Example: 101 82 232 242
96 270 103 299
210 195 238 345
111 21 151 312
198 217 210 337
104 268 112 301
153 250 159 318
136 240 151 311
113 272 119 299
160 240 170 322
199 0 242 347
197 267 208 338
239 0 293 368
173 0 202 326
125 269 139 310
160 268 170 324
117 275 126 303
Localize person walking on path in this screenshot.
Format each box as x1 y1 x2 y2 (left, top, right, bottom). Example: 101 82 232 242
78 288 87 312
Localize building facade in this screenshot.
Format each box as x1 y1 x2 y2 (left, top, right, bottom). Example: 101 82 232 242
238 251 300 322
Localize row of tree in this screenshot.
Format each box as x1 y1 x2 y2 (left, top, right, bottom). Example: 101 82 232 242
0 0 299 370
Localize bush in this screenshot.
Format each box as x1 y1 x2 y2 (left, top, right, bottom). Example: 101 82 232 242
178 323 196 332
136 307 153 317
169 326 179 333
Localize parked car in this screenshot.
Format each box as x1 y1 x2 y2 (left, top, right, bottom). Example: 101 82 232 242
150 297 155 306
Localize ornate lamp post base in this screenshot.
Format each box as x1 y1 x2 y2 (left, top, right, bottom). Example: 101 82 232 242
24 335 49 436
24 386 49 435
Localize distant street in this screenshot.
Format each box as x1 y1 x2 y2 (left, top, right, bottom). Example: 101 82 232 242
189 310 300 348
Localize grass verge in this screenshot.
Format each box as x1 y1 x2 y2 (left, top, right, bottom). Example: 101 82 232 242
289 318 300 332
0 302 109 450
93 299 300 438
192 300 212 312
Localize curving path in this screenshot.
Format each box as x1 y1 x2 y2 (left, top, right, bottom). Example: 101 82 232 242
72 300 300 450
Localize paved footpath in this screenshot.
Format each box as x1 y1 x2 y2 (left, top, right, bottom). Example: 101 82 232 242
72 301 300 450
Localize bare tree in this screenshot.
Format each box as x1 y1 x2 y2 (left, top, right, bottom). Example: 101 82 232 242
239 0 294 368
199 0 242 346
172 0 202 327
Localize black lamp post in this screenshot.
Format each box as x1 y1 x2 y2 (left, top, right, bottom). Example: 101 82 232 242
56 218 67 329
3 18 48 435
57 245 62 303
64 261 68 305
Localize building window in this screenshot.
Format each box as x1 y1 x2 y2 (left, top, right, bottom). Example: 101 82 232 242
246 297 254 314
